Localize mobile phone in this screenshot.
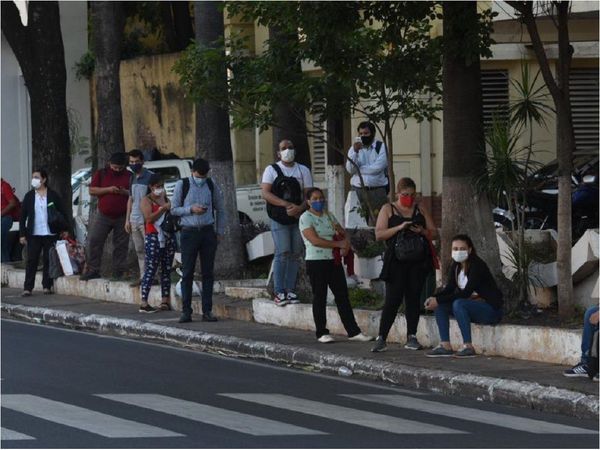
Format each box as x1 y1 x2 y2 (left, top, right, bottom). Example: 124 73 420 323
354 137 362 144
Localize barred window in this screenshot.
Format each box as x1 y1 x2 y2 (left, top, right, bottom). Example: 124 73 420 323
481 70 510 130
569 68 599 152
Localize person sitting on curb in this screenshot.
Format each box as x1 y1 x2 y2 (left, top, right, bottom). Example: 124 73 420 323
424 234 503 358
563 305 599 380
137 174 176 314
299 187 373 344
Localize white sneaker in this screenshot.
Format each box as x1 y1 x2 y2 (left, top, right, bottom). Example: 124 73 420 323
286 291 300 304
349 333 375 342
317 334 335 343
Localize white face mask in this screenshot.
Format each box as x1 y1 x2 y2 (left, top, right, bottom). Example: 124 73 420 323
152 188 164 196
31 178 42 190
280 148 295 163
452 250 469 263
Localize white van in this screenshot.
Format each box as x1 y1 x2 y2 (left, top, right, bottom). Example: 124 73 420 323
72 159 268 225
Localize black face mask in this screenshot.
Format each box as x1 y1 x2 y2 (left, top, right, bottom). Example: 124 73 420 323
361 135 374 146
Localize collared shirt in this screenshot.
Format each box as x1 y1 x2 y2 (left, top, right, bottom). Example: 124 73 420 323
129 168 154 225
345 141 388 188
33 192 51 236
170 177 226 235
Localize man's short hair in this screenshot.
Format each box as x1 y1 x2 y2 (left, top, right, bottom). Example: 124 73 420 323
109 152 128 166
357 121 376 136
192 158 211 176
128 149 144 160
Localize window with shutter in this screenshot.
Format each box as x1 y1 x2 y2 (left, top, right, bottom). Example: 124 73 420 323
310 108 327 182
569 68 599 153
481 70 510 130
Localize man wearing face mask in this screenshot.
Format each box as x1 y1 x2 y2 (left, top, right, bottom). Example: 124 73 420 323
80 152 133 281
124 149 154 286
171 158 226 323
346 121 389 224
261 139 313 306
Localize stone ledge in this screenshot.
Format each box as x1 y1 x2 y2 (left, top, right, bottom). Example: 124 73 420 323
1 303 596 420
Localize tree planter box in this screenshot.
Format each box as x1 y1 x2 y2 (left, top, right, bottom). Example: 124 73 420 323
354 255 384 280
246 232 274 261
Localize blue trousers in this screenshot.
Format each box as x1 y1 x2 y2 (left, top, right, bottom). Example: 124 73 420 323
141 233 175 302
581 305 599 365
434 298 502 344
1 215 13 262
270 219 303 294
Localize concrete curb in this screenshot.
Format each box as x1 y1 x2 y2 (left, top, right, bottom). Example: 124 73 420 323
2 303 598 420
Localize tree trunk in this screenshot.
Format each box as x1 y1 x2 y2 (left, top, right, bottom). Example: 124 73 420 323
441 2 508 296
172 1 194 51
194 0 244 278
90 1 125 170
268 27 312 168
1 1 72 218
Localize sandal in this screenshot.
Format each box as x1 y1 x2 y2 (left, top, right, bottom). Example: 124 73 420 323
159 302 171 311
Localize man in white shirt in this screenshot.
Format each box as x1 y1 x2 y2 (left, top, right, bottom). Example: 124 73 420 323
345 121 389 224
261 139 313 306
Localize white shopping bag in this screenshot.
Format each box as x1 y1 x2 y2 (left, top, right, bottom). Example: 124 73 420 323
55 240 74 276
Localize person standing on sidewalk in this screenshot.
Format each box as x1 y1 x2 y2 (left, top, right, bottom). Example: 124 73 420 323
371 177 437 353
261 139 313 306
124 149 154 286
424 234 503 358
19 169 70 296
80 152 132 281
563 305 599 380
299 187 373 344
171 158 226 323
137 174 175 313
345 121 389 224
1 178 20 262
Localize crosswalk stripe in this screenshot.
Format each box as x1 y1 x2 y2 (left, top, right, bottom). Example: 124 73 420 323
1 427 35 440
1 395 183 438
344 394 598 435
220 393 466 435
97 394 325 436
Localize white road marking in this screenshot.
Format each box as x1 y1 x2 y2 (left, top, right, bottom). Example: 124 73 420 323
344 394 598 435
1 395 183 438
98 393 325 436
1 427 35 440
220 393 466 434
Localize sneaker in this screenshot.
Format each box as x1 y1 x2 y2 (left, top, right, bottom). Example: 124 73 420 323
371 337 387 352
178 314 192 323
202 312 218 322
454 346 477 358
274 292 288 307
318 334 335 343
286 291 300 304
349 333 375 342
80 271 101 281
404 335 423 350
139 304 158 313
426 345 454 358
563 362 589 378
43 288 54 295
21 290 32 297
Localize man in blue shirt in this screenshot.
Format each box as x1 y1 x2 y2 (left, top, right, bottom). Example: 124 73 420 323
171 158 226 323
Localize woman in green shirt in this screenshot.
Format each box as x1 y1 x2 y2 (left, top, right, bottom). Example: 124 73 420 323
299 187 373 343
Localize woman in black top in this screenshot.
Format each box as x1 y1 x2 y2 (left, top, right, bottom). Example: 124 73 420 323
371 177 437 353
424 234 503 358
19 169 70 296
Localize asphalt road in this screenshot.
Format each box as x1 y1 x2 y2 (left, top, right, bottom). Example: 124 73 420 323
1 319 598 448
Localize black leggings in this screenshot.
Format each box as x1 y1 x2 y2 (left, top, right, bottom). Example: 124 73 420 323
379 264 427 339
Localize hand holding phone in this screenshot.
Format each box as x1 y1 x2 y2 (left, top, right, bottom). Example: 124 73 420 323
353 137 362 152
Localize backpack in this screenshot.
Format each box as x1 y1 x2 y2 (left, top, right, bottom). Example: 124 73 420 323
374 141 390 194
266 163 303 225
391 204 428 263
167 177 216 232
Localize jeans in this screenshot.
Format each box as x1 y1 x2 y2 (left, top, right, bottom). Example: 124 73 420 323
434 298 502 344
1 215 13 262
306 259 361 338
581 305 599 365
86 212 129 274
24 235 57 291
141 233 176 302
270 219 303 294
180 227 217 315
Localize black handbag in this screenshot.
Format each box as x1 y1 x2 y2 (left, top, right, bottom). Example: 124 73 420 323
47 202 68 234
48 246 64 279
394 230 427 263
160 211 181 233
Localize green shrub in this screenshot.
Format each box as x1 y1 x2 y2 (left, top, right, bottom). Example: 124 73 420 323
349 288 384 310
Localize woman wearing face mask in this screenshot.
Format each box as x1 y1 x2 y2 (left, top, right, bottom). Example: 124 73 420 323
299 187 373 343
138 174 176 313
372 177 437 353
19 169 70 297
424 234 503 358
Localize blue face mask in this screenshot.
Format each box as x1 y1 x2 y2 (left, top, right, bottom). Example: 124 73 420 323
194 176 207 186
311 200 325 212
129 163 143 173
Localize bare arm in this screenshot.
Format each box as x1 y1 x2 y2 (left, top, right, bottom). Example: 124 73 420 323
90 186 117 196
141 197 167 224
261 183 291 208
418 204 438 240
302 227 347 250
375 204 412 241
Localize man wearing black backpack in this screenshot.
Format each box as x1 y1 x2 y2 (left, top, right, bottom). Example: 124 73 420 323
261 139 313 306
171 158 226 323
346 121 389 225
